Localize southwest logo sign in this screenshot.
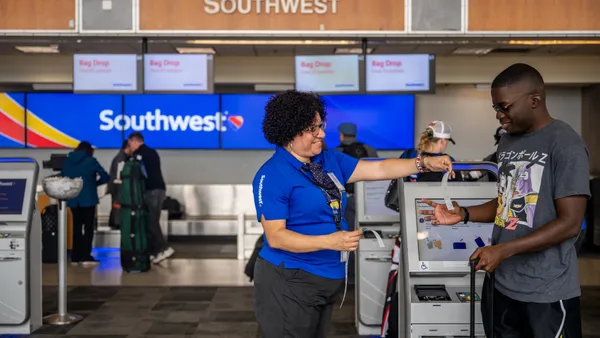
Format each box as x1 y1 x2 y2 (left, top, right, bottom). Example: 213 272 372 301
0 93 80 148
228 115 244 131
0 92 247 149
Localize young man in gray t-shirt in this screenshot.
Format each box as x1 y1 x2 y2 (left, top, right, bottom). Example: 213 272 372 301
422 63 590 338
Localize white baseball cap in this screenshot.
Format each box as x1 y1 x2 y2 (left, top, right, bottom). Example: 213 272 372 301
426 120 455 144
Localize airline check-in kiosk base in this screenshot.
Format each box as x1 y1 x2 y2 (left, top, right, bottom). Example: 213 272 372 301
354 180 400 336
0 158 43 334
397 163 498 338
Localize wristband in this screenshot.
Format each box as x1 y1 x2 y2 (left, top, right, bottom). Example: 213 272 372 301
415 156 425 173
461 207 470 224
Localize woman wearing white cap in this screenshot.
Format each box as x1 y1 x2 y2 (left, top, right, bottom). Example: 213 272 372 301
399 120 458 182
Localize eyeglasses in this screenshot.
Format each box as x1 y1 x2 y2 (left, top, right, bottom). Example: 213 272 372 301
492 93 531 114
305 122 326 136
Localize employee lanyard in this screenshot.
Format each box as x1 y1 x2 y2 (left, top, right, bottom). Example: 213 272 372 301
300 167 343 231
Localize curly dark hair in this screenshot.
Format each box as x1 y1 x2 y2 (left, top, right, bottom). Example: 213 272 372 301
262 90 327 146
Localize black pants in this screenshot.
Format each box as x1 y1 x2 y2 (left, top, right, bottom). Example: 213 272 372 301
482 275 582 338
144 189 168 255
254 257 343 338
71 206 96 262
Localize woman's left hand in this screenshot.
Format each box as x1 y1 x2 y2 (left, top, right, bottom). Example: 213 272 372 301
423 155 454 175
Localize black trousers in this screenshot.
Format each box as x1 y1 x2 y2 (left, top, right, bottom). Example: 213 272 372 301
144 189 168 255
254 257 343 338
482 275 582 338
71 206 96 262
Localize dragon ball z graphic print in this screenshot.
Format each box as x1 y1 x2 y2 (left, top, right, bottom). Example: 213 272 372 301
494 150 547 231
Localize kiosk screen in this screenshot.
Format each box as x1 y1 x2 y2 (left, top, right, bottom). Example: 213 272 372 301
415 199 494 262
0 178 27 215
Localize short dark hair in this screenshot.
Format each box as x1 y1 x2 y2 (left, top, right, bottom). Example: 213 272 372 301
491 63 545 92
262 90 326 146
75 141 93 156
121 140 129 149
128 132 144 142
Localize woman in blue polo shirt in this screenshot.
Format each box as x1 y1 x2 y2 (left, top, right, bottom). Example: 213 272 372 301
252 90 453 338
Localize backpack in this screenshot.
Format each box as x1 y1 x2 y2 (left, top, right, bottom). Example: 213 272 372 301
341 142 370 159
162 196 183 220
340 142 370 194
384 149 417 212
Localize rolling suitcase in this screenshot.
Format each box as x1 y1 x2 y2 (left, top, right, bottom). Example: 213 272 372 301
470 258 494 338
119 159 151 273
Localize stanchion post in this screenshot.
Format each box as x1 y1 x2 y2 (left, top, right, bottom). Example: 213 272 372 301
43 200 82 325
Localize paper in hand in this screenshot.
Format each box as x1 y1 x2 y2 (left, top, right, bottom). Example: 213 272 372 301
441 171 454 211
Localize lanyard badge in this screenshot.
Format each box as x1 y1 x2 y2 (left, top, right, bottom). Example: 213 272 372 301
324 172 347 263
329 199 341 225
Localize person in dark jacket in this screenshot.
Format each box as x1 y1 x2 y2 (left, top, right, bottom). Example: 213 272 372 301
61 141 110 265
106 140 132 229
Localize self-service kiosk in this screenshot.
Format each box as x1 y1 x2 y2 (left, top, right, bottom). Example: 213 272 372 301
0 158 43 334
354 180 400 336
397 163 498 338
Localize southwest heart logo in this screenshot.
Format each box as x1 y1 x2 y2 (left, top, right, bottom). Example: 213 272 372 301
228 115 244 130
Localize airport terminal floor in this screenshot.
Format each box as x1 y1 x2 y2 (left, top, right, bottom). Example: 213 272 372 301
17 246 600 338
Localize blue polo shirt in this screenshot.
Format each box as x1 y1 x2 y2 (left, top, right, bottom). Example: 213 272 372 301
252 146 360 279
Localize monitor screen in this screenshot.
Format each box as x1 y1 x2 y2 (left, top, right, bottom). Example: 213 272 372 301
0 93 26 148
73 54 141 93
144 54 214 93
363 180 398 218
323 94 415 150
365 54 436 94
27 93 124 149
415 199 494 262
0 179 26 215
123 94 220 149
220 94 274 150
219 94 415 150
295 55 363 94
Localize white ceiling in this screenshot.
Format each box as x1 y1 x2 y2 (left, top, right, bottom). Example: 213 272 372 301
0 37 599 56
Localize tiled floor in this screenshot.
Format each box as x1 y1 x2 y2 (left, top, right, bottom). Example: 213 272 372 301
28 285 359 338
14 248 600 338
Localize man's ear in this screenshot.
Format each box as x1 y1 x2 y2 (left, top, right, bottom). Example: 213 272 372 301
530 94 541 109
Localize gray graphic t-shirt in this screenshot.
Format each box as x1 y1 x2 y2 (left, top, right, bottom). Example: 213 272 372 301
493 119 590 303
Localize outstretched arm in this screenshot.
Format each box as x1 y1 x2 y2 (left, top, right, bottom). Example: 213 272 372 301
460 198 498 223
347 156 452 183
420 198 497 225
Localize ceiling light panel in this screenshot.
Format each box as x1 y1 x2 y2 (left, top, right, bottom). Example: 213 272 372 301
176 47 216 54
14 45 60 53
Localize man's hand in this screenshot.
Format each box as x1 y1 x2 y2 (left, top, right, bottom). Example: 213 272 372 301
420 199 462 225
470 245 510 272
